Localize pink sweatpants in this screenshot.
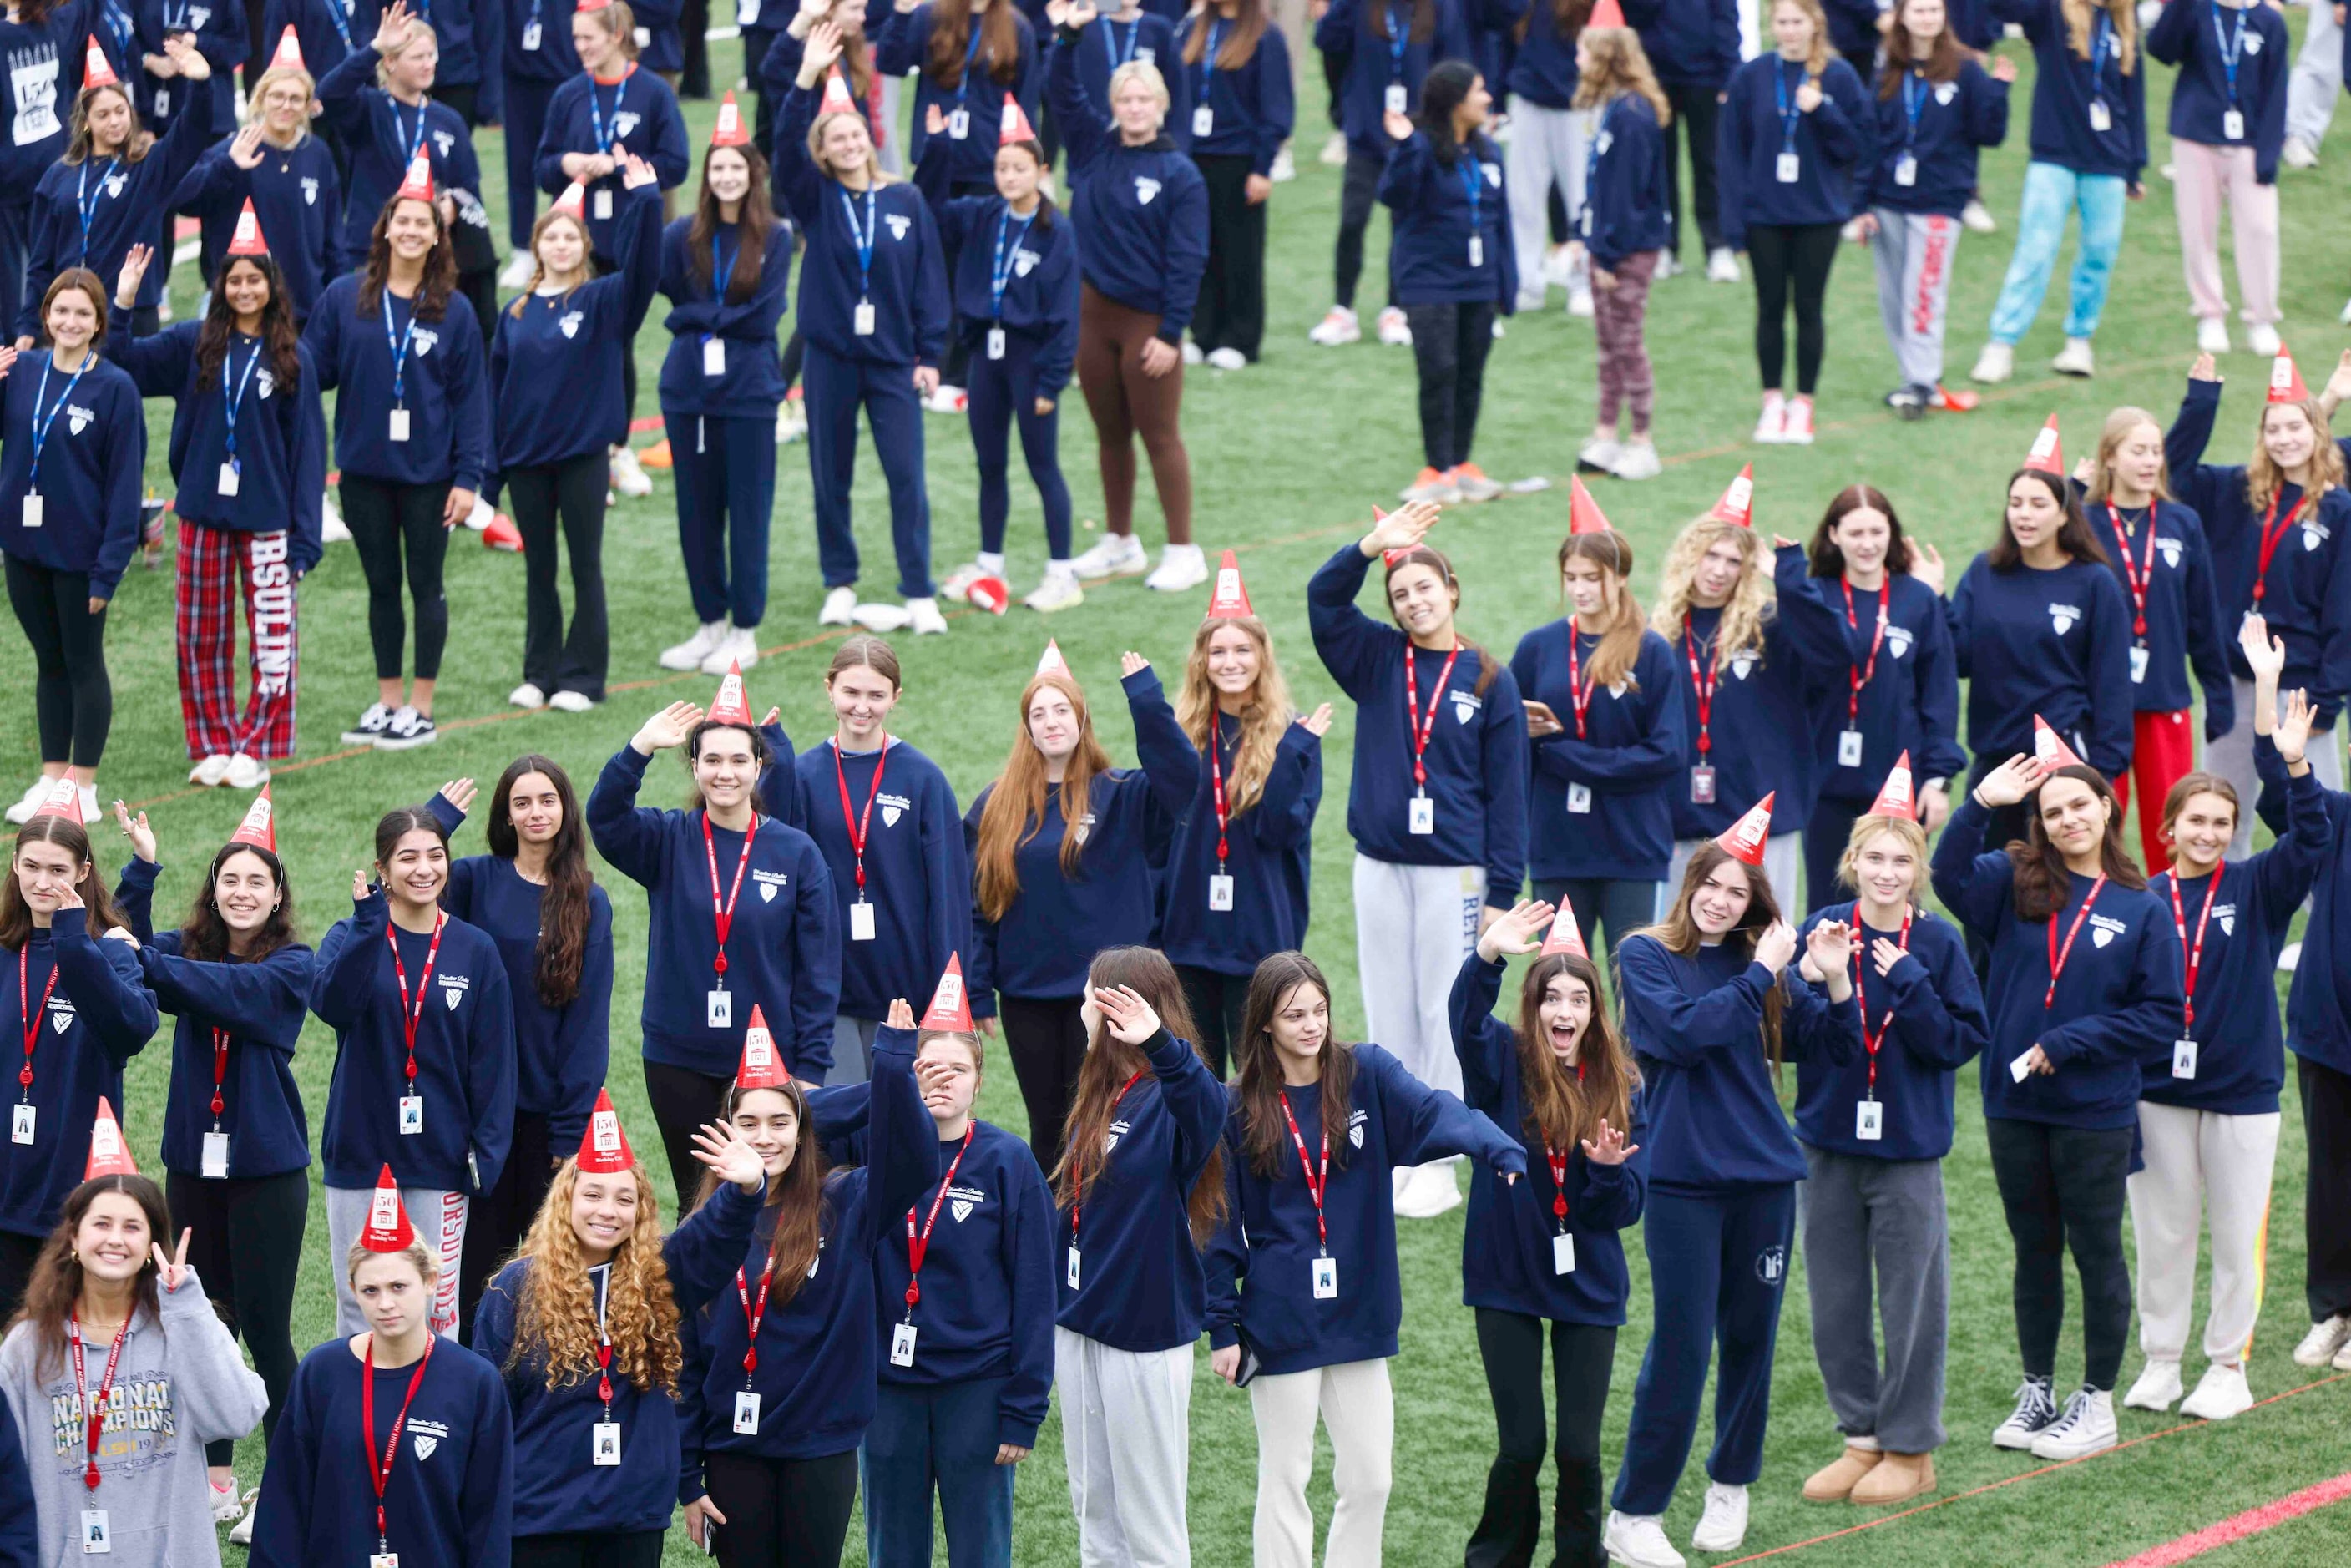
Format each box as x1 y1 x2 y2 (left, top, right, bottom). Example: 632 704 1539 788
2172 140 2279 326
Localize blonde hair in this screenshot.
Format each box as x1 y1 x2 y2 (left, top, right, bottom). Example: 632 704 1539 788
576 0 640 61
806 109 900 185
345 1235 436 1287
1174 616 1297 820
499 1159 684 1397
2082 406 2171 505
1650 518 1774 664
1108 58 1172 115
1767 0 1837 77
1835 813 1929 901
2247 399 2346 514
2060 0 2136 74
1572 26 1671 124
509 206 594 311
248 64 316 139
375 18 438 88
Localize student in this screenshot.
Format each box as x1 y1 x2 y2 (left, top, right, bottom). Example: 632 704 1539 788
1121 559 1329 1078
2077 404 2233 866
0 0 86 342
1791 766 1989 1506
304 157 489 753
472 1097 767 1568
498 0 587 283
1631 0 1740 282
2145 0 2287 358
111 792 314 1527
108 222 326 793
589 677 840 1203
1310 504 1528 1219
1306 0 1474 351
1567 14 1672 482
1969 0 2145 383
1716 0 1869 447
0 273 146 827
1494 0 1597 319
1511 491 1686 966
1206 951 1524 1567
1049 950 1226 1568
1379 60 1514 508
1046 3 1212 594
966 648 1174 1171
1604 801 1860 1566
169 36 345 324
259 0 363 111
1176 0 1292 367
757 0 887 177
1798 485 1965 906
0 1152 269 1566
1855 0 2010 417
863 969 1056 1568
779 38 953 635
248 1171 513 1568
788 635 970 1084
490 161 663 711
0 794 157 1318
1930 743 2182 1460
923 97 1084 615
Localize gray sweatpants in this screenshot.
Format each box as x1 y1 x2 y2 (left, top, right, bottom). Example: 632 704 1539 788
1506 101 1590 311
2287 0 2340 150
1058 1328 1194 1568
1871 208 1962 388
1800 1146 1950 1454
326 1181 468 1337
2203 676 2346 857
827 1014 881 1085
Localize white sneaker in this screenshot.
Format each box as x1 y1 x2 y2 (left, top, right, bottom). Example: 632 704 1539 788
818 586 858 625
1145 544 1208 592
2340 296 2351 327
340 703 395 746
2180 1363 2252 1420
2123 1358 2182 1412
1654 252 1681 280
1613 438 1662 480
1962 197 1997 233
1971 341 2015 383
1181 340 1204 365
224 754 269 790
1270 146 1297 182
321 490 350 543
1401 468 1462 505
189 754 232 787
498 251 536 289
1705 246 1740 283
2293 1314 2349 1366
1993 1376 2059 1449
702 625 760 674
2051 337 2096 377
3 776 49 824
1542 245 1575 286
2196 317 2232 356
1309 306 1362 346
1069 532 1149 581
907 597 948 635
776 398 807 444
1206 346 1246 372
1690 1483 1748 1553
938 562 988 604
2247 321 2282 357
2283 135 2319 169
75 784 99 826
2281 939 2303 972
1568 286 1595 317
1604 1511 1687 1568
1579 437 1623 472
509 682 547 709
549 690 595 713
1393 1161 1462 1218
1318 131 1347 165
227 1490 258 1545
1376 306 1413 346
611 447 655 498
2030 1387 2117 1459
1781 397 1816 445
1753 392 1787 443
660 620 729 670
924 385 969 415
210 1479 245 1525
1024 569 1084 613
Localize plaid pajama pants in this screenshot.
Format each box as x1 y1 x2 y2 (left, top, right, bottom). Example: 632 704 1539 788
175 521 299 761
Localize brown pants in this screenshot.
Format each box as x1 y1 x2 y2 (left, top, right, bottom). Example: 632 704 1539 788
1077 282 1192 543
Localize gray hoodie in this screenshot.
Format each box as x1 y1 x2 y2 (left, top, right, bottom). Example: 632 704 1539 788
0 1269 267 1568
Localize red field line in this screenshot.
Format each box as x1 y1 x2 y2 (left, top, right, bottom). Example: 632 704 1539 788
2100 1470 2351 1568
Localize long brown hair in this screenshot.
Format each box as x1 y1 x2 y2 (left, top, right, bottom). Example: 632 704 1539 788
2 816 127 950
1572 25 1671 123
1231 953 1356 1177
1051 947 1227 1245
1512 953 1637 1152
63 82 152 165
503 1158 683 1395
1556 529 1647 692
488 756 595 1008
1182 0 1269 70
176 842 300 964
2006 763 2146 921
195 253 303 389
828 632 902 691
1383 544 1499 696
372 805 452 869
1806 484 1909 579
508 208 590 312
2158 770 2238 847
1174 617 1294 818
2246 398 2348 514
926 0 1020 88
697 1080 832 1308
973 673 1112 920
689 143 777 303
1877 0 1963 94
1988 469 2110 571
1632 843 1787 1070
356 196 458 321
9 1176 171 1381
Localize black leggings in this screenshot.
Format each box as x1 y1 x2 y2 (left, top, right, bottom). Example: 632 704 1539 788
1334 147 1393 311
1176 964 1247 1082
0 1232 45 1335
164 1167 307 1467
507 452 610 701
1404 300 1498 472
703 1449 860 1568
1745 220 1841 396
6 554 111 766
1470 1310 1617 1568
999 994 1089 1176
340 474 453 681
2301 1056 2351 1321
644 1060 735 1212
1985 1117 2134 1391
511 1530 666 1568
458 1110 556 1345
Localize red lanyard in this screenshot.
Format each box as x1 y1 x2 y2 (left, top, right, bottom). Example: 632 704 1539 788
2044 876 2108 1009
1543 1142 1572 1232
902 1126 975 1313
209 1026 230 1121
1401 640 1463 792
1208 721 1232 867
1839 579 1889 728
68 1312 134 1490
735 1250 778 1381
2112 503 2157 640
1565 627 1596 741
385 913 447 1090
2251 492 2306 605
18 945 58 1100
592 1268 613 1408
1068 1070 1145 1248
701 811 760 979
362 1333 437 1552
1277 1090 1329 1254
1682 619 1720 756
2166 865 2223 1034
1851 909 1913 1095
830 741 889 896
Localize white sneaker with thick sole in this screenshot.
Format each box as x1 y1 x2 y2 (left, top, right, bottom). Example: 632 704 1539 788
2283 135 2319 169
1706 246 1741 283
1604 1511 1687 1568
1206 346 1246 372
1069 532 1149 580
3 776 51 824
1145 544 1208 592
1025 570 1084 612
924 386 969 414
1963 197 1998 232
1393 1161 1462 1218
509 682 547 709
1654 252 1681 280
549 690 595 713
210 1480 245 1525
1270 146 1297 182
2293 1314 2349 1366
819 587 858 626
189 754 232 787
224 754 269 790
227 1490 259 1545
2180 1363 2252 1420
1613 439 1662 480
703 625 760 674
1319 131 1347 165
498 251 536 289
321 490 350 542
1580 437 1623 472
660 620 729 670
611 447 655 498
2051 337 2096 377
377 707 437 751
1181 341 1204 365
340 704 395 746
1691 1483 1749 1552
2196 317 2232 356
2247 322 2281 357
1310 306 1362 346
908 597 948 635
1568 286 1595 317
1971 341 2015 383
776 399 807 444
1753 392 1788 444
1993 1377 2059 1449
1377 306 1413 346
1781 397 1816 445
2030 1388 2116 1459
2124 1358 2182 1412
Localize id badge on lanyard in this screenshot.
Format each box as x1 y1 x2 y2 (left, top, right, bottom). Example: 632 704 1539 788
1856 1099 1883 1141
522 18 541 47
987 326 1006 360
1312 1255 1337 1299
1208 873 1235 910
202 1131 230 1177
890 1322 918 1366
1552 1232 1575 1274
732 1389 761 1433
594 188 614 220
1384 82 1408 114
851 900 876 941
389 408 411 442
592 1422 622 1465
1690 765 1716 805
10 1105 32 1144
1566 782 1592 813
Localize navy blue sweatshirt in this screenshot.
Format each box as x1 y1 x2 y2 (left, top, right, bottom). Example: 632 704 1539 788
1063 8 1188 159
874 2 1039 193
1618 932 1860 1191
655 212 794 420
0 4 84 199
1049 35 1211 340
315 50 483 259
1861 60 2010 215
0 350 148 599
0 911 157 1239
441 856 613 1146
1716 53 1873 245
1379 128 1519 309
492 187 662 470
2257 741 2351 1077
2146 0 2286 180
168 130 346 321
497 0 580 83
114 857 314 1180
773 83 950 367
1446 953 1647 1324
1510 622 1687 882
260 0 362 90
1945 551 2136 776
587 742 841 1080
1625 0 1739 89
1314 0 1474 160
352 0 502 102
1792 570 1966 807
1495 0 1581 109
1308 544 1529 903
923 189 1081 397
1123 665 1322 978
130 0 240 138
0 1385 31 1568
1792 903 1988 1159
303 275 490 490
1205 1044 1524 1374
963 768 1171 1013
530 66 691 258
473 1178 761 1536
1929 794 2183 1129
1171 12 1292 175
19 85 213 337
1989 0 2147 180
1054 1026 1226 1351
1577 92 1671 270
2081 497 2232 726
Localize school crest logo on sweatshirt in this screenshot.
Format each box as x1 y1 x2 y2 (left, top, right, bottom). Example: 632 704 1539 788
613 112 642 139
2214 903 2237 937
559 311 583 339
432 129 454 159
302 176 319 205
2089 913 2126 949
2305 520 2330 553
255 367 276 399
188 6 211 26
2158 537 2182 569
886 213 911 240
1885 625 1914 659
878 792 910 828
754 869 789 903
1013 248 1039 277
1934 81 1958 104
439 974 468 1010
2048 603 2080 636
1134 176 1160 205
50 999 74 1033
66 403 93 436
409 1419 448 1461
946 1181 986 1222
1451 690 1479 725
1728 654 1755 681
410 327 439 357
1347 1109 1367 1150
1105 1117 1130 1155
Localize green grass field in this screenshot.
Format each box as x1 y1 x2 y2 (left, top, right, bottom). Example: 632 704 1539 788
12 17 2351 1564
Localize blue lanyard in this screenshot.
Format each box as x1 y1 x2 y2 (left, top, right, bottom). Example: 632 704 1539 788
2212 4 2245 104
162 0 190 32
99 2 133 55
1195 18 1225 99
1773 58 1802 150
989 205 1034 320
1457 147 1482 237
1385 4 1407 81
957 23 985 105
586 67 632 155
392 98 428 168
2085 11 2112 99
704 230 737 344
1102 15 1140 69
323 0 351 48
73 159 120 266
381 290 417 403
27 355 91 484
1900 68 1927 147
220 337 263 469
840 185 878 298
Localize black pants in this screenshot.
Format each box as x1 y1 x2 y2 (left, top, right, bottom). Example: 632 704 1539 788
5 554 111 766
1193 154 1268 359
458 1110 556 1344
1984 1117 2133 1390
164 1167 307 1466
745 28 783 150
1335 148 1394 311
1000 994 1088 1176
508 452 610 701
781 326 806 392
1802 797 1864 917
1404 301 1498 471
2301 1056 2351 1321
1176 964 1248 1082
645 1060 735 1211
1531 877 1661 976
681 0 711 97
437 81 478 125
1469 1310 1617 1568
340 473 452 681
1659 81 1724 259
704 1449 860 1568
1323 48 1347 129
513 1529 666 1568
938 178 996 388
1746 221 1841 397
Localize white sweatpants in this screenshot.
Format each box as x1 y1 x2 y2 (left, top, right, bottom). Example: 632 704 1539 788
1248 1358 1394 1568
1352 856 1485 1103
1504 101 1590 310
1667 832 1804 927
326 1181 468 1337
2205 677 2347 857
1058 1328 1194 1568
2128 1100 2283 1364
2287 0 2340 149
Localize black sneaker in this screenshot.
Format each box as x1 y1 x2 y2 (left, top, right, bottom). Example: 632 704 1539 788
376 706 437 751
1890 385 1930 421
341 703 394 746
1992 1376 2058 1449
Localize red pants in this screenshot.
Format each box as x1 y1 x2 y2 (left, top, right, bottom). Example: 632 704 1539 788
175 521 299 761
2111 708 2197 868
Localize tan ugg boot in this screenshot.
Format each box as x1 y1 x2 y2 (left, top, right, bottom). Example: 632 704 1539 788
1849 1451 1937 1505
1802 1445 1881 1503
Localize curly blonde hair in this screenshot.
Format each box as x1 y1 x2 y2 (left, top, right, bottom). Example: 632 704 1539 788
1648 518 1775 664
501 1159 684 1397
1174 616 1297 820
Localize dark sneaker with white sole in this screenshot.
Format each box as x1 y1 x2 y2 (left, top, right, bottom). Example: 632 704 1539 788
376 706 437 750
341 703 394 745
1992 1376 2059 1449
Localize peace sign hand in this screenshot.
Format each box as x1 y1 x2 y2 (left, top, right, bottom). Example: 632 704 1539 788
152 1229 194 1293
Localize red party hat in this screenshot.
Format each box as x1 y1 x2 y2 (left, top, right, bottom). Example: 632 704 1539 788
576 1089 634 1174
707 660 754 726
1540 898 1589 959
1588 0 1627 24
360 1165 417 1251
82 36 119 90
966 575 1010 614
1863 751 1916 821
711 89 751 147
551 179 589 218
736 1006 789 1090
83 1098 135 1180
918 954 974 1033
2022 414 2064 476
2031 715 2085 771
393 150 434 205
2268 343 2310 404
1206 549 1253 617
229 786 277 852
1569 476 1612 535
1000 91 1038 144
819 65 857 117
268 24 305 72
1708 463 1756 529
225 198 268 258
1035 639 1069 678
28 776 82 824
1715 793 1775 866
